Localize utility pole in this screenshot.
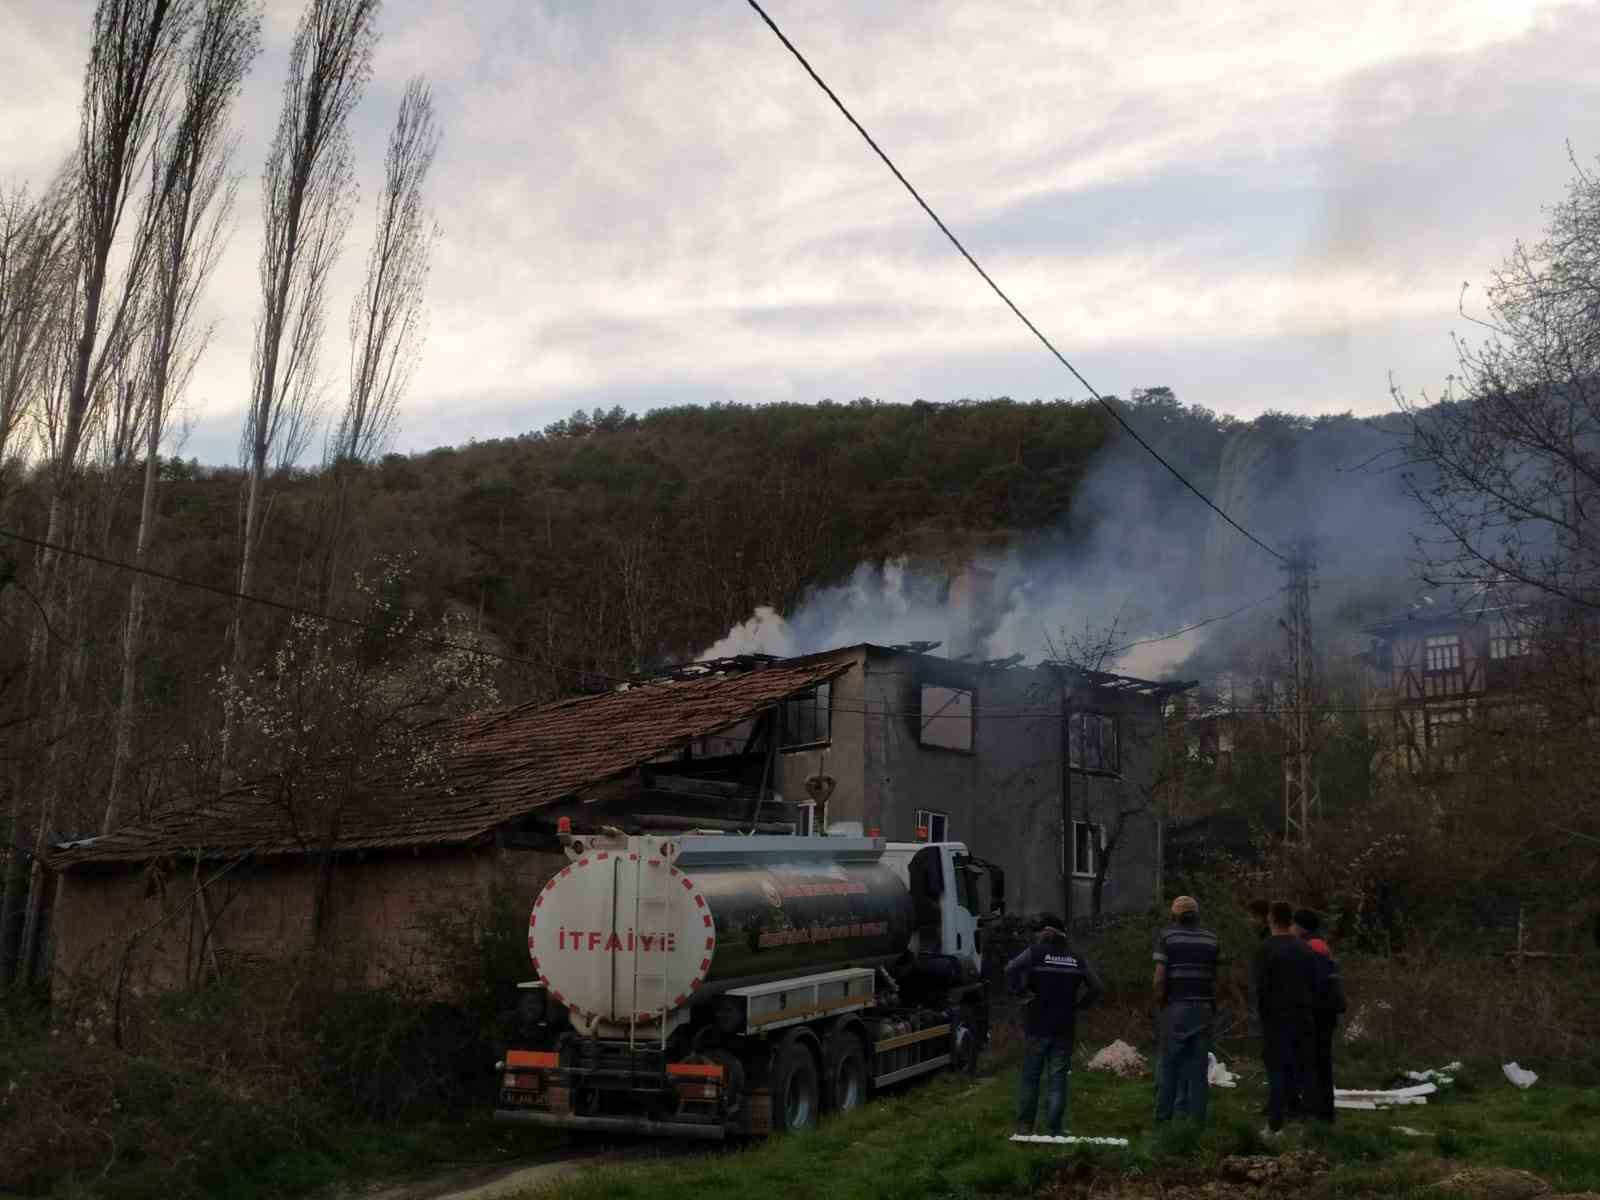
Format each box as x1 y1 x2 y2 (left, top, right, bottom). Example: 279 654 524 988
1281 540 1320 847
1059 679 1073 925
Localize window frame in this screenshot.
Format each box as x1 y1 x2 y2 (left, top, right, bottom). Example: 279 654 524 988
918 684 975 753
1423 634 1462 673
1070 819 1104 878
780 683 832 750
1489 620 1532 661
915 808 949 843
1068 711 1120 775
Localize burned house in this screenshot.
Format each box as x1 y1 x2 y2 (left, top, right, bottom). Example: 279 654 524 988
48 646 1185 992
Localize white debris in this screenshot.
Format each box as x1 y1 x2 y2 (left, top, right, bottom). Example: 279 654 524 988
1087 1040 1148 1078
1334 1082 1434 1110
1010 1134 1131 1147
1395 1126 1429 1137
1502 1062 1538 1089
1337 1088 1440 1107
1402 1061 1462 1087
1207 1052 1238 1088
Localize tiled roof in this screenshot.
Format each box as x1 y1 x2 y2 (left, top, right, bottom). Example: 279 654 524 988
50 654 851 868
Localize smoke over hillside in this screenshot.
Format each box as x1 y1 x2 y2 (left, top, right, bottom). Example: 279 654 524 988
701 409 1425 679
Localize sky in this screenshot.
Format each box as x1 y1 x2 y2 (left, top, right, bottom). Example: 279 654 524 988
4 0 1599 465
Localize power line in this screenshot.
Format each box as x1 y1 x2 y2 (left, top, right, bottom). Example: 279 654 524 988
1106 593 1278 656
743 0 1287 565
0 526 632 685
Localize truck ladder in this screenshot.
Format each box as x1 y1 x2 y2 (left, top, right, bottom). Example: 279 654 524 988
629 852 671 1050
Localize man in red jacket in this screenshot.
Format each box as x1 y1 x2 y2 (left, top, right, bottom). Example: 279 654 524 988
1293 908 1344 1122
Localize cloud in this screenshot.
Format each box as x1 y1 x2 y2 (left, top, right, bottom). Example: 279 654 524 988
3 0 1597 462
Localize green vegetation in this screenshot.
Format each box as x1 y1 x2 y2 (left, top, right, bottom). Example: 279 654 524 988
514 1053 1600 1200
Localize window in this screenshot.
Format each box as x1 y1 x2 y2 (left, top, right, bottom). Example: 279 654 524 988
1069 712 1119 773
1490 620 1532 660
1425 705 1468 769
915 808 948 842
1424 634 1461 672
919 685 974 752
1071 821 1103 877
795 802 816 836
781 683 831 748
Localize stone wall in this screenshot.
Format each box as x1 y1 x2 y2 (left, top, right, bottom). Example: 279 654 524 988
52 844 562 995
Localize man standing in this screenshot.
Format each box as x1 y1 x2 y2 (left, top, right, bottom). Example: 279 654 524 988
1153 895 1220 1125
1006 914 1104 1138
1252 901 1321 1134
1293 908 1345 1123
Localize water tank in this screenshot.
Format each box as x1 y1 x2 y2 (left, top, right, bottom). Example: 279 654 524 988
529 834 913 1033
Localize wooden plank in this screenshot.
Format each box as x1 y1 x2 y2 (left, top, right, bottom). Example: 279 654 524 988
872 1023 950 1054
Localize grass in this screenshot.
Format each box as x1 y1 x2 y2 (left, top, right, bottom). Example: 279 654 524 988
502 1051 1600 1200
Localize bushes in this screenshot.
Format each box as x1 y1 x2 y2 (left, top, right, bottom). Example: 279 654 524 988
0 886 535 1198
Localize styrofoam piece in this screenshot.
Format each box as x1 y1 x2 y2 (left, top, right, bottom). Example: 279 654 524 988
1335 1099 1379 1110
1334 1082 1437 1100
1009 1134 1131 1147
1503 1062 1538 1089
1395 1126 1428 1137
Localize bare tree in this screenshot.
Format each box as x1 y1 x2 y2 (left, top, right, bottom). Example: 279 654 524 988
230 0 379 710
104 0 260 835
0 173 75 481
333 76 437 467
317 75 437 604
1401 148 1600 613
9 0 197 990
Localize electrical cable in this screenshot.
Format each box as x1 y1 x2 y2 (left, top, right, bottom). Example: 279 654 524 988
0 526 635 685
743 0 1287 564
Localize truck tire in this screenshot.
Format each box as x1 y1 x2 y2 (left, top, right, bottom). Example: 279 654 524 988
771 1035 820 1134
822 1028 867 1114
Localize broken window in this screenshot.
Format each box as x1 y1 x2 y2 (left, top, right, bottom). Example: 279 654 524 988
1489 619 1532 660
781 683 831 748
1069 712 1119 773
916 808 948 842
1424 634 1461 672
1071 820 1103 877
919 685 974 752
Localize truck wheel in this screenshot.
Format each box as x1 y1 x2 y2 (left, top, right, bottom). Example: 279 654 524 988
771 1036 820 1133
823 1029 867 1114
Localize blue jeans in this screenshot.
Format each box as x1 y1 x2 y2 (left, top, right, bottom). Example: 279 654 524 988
1155 1001 1213 1123
1017 1035 1072 1134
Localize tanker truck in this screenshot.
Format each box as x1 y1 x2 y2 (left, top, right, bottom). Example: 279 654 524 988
492 826 1003 1140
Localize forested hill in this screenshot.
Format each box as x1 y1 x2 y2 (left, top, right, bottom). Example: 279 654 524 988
0 390 1406 835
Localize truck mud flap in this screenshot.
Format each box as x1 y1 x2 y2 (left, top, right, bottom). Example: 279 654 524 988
493 1109 727 1141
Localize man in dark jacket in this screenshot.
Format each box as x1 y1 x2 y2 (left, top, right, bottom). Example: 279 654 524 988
1252 901 1321 1134
1153 895 1220 1124
1293 908 1344 1122
1006 914 1104 1137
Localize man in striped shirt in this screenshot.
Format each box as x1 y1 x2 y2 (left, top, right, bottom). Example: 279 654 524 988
1153 895 1221 1124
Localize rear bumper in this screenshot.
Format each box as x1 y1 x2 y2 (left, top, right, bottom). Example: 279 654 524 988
493 1108 727 1141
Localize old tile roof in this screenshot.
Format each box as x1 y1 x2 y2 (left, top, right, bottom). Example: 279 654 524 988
50 654 851 868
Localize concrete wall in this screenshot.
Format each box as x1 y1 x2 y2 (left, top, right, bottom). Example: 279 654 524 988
777 649 1166 920
53 843 562 994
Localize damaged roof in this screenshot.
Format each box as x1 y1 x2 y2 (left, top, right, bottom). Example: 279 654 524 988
50 654 851 869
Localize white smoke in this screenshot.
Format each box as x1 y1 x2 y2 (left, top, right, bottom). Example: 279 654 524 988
697 410 1427 681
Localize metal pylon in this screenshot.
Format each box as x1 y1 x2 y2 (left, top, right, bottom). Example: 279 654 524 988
1282 544 1320 847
